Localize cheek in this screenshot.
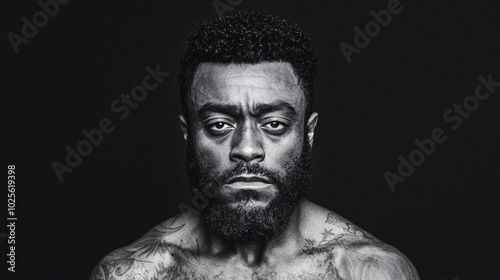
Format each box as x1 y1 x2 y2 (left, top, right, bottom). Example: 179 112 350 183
192 132 229 171
265 128 304 169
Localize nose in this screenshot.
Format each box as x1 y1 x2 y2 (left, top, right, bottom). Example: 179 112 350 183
230 125 265 163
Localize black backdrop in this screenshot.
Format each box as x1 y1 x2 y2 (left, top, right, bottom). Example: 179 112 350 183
2 0 500 279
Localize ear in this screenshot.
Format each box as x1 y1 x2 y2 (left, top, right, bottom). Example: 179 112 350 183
306 112 319 148
179 115 189 142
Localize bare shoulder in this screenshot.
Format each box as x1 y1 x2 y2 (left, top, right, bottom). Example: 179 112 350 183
301 200 420 280
89 212 201 280
339 243 420 280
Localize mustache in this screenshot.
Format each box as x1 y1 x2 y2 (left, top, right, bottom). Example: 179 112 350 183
218 162 279 186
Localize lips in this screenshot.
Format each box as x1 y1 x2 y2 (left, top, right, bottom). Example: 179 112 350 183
226 175 271 184
225 175 273 189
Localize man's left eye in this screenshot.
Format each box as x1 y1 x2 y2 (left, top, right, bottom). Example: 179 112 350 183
262 121 288 132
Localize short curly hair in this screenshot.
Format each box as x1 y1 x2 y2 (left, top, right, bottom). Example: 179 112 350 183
178 11 319 121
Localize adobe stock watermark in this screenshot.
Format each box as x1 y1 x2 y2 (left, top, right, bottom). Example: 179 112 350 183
175 187 215 220
339 0 409 64
213 0 243 17
51 64 169 183
7 0 71 54
174 184 219 223
385 73 499 192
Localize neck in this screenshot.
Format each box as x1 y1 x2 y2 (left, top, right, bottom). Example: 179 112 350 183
200 199 307 266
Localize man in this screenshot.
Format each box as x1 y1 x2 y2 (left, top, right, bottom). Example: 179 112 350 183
90 12 419 280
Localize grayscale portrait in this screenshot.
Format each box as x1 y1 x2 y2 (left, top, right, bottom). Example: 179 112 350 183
5 1 498 279
89 12 419 280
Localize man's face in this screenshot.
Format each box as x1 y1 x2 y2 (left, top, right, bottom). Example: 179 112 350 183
181 62 318 241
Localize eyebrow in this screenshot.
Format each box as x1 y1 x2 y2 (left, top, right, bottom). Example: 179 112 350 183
197 103 240 119
251 101 297 117
197 101 297 119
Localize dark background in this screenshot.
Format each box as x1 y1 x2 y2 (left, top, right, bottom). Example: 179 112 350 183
2 0 499 279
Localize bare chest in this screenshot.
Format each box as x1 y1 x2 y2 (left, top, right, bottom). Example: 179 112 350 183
151 254 346 280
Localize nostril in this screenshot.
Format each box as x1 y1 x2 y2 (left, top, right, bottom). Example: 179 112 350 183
230 142 265 162
230 146 265 162
230 128 265 162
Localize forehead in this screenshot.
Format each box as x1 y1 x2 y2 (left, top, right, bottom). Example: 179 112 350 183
189 62 304 114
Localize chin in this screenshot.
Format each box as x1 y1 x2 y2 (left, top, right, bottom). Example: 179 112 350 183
230 199 270 210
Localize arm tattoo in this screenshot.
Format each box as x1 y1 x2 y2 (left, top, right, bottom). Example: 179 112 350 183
322 213 381 247
320 212 419 280
134 224 185 257
302 213 378 255
91 223 185 280
92 248 154 280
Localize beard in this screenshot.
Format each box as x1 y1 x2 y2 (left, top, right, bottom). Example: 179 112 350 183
185 137 313 241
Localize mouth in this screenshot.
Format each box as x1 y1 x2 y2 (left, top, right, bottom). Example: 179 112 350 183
225 175 272 189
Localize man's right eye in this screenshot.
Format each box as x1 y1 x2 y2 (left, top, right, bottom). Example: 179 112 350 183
207 122 234 135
